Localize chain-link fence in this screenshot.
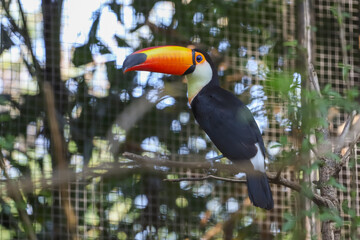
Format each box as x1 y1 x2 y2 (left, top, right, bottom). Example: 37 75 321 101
0 0 359 239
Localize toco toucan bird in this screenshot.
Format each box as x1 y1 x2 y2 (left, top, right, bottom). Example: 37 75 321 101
123 46 274 210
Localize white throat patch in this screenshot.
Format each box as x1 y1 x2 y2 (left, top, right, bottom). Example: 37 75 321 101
185 61 213 104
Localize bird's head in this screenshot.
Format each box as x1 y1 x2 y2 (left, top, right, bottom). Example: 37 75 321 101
123 46 218 103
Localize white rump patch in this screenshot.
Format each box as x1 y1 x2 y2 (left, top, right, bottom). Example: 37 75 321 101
250 143 265 172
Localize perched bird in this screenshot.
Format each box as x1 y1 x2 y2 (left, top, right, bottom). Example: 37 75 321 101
123 46 273 210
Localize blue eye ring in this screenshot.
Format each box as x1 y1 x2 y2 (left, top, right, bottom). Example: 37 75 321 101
196 55 203 63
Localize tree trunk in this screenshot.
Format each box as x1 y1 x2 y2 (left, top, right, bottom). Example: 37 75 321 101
318 158 341 240
297 0 342 239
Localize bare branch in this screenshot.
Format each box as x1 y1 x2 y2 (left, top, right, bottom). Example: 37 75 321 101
123 151 243 173
124 152 329 207
206 154 224 162
164 175 247 183
17 0 42 74
107 92 165 156
334 112 360 155
43 82 78 240
338 133 360 170
309 63 322 97
334 112 356 153
1 0 42 77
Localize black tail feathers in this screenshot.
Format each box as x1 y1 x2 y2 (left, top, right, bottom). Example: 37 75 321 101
246 172 274 210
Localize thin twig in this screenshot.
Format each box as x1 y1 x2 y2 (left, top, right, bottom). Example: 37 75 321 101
206 154 224 162
275 164 285 180
334 112 360 154
164 175 247 183
16 0 42 74
123 152 215 170
338 133 360 170
123 151 245 174
107 91 165 156
334 112 356 153
1 0 42 78
308 63 322 97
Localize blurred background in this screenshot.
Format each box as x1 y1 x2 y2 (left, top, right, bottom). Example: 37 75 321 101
0 0 359 239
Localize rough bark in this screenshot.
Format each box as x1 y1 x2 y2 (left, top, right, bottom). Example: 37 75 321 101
319 159 341 240
42 1 78 239
297 0 346 239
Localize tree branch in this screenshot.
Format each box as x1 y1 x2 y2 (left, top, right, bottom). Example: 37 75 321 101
16 0 42 74
164 175 247 183
107 91 165 157
43 82 78 240
309 63 322 97
334 111 356 154
1 0 42 77
123 152 329 207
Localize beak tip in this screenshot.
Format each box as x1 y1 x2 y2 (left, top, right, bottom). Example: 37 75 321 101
122 53 147 74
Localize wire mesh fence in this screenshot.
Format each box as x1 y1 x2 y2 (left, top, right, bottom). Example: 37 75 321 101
0 0 359 239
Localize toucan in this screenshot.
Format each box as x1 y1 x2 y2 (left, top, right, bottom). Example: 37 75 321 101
123 46 274 210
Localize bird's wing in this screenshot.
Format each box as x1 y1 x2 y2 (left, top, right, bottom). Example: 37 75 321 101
191 86 264 161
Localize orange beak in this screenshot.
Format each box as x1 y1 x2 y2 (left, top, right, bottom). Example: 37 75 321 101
123 46 195 75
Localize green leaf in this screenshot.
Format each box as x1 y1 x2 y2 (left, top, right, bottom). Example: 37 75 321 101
304 205 319 217
72 44 93 67
346 88 359 101
342 12 350 18
324 152 340 162
329 6 338 18
0 25 14 55
322 84 332 94
98 42 111 54
319 209 343 227
0 95 8 105
300 182 315 198
280 136 288 146
0 114 10 122
283 212 296 232
114 35 129 47
283 40 298 47
266 72 293 95
301 161 320 175
342 200 356 217
68 140 78 153
88 12 101 44
0 135 15 150
327 177 346 192
108 1 123 23
338 63 352 81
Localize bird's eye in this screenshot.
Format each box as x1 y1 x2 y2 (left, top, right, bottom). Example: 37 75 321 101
196 55 203 63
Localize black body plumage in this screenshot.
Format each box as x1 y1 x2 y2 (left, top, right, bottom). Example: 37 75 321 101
191 85 264 161
190 50 273 210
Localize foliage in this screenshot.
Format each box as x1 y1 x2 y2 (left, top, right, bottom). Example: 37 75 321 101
0 0 359 239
